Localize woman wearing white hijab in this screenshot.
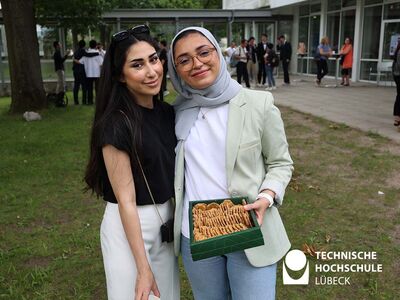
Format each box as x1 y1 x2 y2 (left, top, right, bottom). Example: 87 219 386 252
168 27 293 300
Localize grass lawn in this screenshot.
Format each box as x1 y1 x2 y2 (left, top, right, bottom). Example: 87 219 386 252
0 90 399 299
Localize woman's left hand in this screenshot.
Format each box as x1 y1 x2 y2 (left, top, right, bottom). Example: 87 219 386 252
244 199 269 226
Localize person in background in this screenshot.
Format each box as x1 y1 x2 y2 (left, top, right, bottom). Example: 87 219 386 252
339 37 353 86
315 36 332 86
246 37 257 86
168 26 293 300
96 43 106 57
84 25 179 299
297 42 306 56
234 39 250 88
278 35 292 85
392 36 400 127
224 41 236 76
264 43 277 90
159 40 169 100
72 40 99 105
79 40 103 105
53 41 70 96
256 34 272 87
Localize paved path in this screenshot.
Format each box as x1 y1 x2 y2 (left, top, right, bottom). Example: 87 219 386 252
253 75 400 143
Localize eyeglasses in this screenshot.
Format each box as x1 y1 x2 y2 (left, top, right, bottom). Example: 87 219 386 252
112 25 150 42
175 47 216 71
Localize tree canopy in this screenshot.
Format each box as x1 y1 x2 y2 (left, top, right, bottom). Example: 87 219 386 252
35 0 118 35
35 0 221 36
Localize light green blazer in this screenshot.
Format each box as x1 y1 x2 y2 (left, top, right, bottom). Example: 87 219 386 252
173 88 293 267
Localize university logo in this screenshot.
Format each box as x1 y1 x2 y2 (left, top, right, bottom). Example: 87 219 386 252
283 249 309 285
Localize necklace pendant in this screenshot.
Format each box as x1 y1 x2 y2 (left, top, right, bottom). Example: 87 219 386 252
202 115 206 119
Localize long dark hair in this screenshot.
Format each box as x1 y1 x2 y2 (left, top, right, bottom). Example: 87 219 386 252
84 31 159 197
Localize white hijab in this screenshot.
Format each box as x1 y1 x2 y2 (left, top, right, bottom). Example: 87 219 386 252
167 27 242 141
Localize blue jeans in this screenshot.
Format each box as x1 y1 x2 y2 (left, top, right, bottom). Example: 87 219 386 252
266 65 275 87
181 236 277 300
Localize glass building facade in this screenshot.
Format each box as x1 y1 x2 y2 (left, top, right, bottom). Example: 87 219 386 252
225 0 400 83
0 9 291 81
1 1 400 83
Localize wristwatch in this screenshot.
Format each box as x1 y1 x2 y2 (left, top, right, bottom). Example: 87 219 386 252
256 192 274 208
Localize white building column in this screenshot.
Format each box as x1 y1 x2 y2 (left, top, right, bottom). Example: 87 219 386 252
352 0 363 82
291 6 300 74
320 0 328 40
58 28 66 54
116 18 121 32
245 23 252 40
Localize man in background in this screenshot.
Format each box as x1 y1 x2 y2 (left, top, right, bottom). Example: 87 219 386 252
278 35 292 85
53 41 69 96
234 39 250 88
79 40 103 105
224 41 236 75
72 40 99 105
246 37 257 86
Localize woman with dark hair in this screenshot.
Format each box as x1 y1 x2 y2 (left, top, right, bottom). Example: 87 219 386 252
168 27 293 300
84 25 179 300
392 36 400 127
264 43 277 90
339 37 353 86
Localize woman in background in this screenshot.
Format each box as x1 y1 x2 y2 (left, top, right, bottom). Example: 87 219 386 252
339 37 353 86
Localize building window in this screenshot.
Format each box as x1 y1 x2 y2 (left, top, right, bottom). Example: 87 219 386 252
361 6 382 59
327 12 340 52
310 3 321 13
256 23 275 44
365 0 382 6
298 17 309 52
310 15 321 57
360 61 378 81
298 17 309 73
384 3 400 20
341 10 356 48
327 0 341 12
299 4 309 16
382 22 400 60
278 20 292 43
342 0 356 7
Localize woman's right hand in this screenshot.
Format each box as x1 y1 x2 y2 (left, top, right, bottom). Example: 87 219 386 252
135 267 160 300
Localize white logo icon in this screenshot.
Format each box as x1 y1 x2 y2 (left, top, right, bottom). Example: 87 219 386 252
283 249 309 285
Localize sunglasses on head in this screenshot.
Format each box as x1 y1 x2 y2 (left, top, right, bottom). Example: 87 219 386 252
112 25 150 42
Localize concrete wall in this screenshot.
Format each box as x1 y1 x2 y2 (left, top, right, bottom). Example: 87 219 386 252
223 0 269 9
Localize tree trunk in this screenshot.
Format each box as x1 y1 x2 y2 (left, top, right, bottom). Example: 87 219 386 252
72 28 79 51
100 24 106 46
1 0 47 113
104 25 111 49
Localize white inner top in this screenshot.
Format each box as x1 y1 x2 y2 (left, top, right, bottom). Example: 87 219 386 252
181 103 230 238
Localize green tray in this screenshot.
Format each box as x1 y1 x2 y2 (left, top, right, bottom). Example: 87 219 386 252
189 197 264 261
